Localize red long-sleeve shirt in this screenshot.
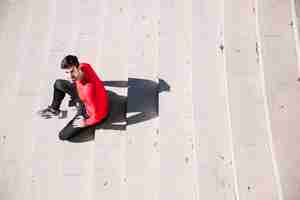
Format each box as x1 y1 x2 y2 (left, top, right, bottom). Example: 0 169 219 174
75 63 109 126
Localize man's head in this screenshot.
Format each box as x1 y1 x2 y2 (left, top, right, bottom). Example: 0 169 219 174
61 55 83 82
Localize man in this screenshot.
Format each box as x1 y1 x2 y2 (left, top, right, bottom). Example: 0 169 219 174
38 55 109 140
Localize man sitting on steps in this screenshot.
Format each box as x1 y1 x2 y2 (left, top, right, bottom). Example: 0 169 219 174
37 55 109 140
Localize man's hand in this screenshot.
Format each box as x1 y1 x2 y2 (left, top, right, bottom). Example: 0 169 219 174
72 115 86 128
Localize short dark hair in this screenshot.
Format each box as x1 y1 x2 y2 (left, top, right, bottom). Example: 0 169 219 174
61 55 79 69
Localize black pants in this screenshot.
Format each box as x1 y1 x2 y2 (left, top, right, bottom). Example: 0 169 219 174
51 79 95 140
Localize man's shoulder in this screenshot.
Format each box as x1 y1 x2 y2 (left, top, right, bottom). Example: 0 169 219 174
79 62 103 83
79 62 92 69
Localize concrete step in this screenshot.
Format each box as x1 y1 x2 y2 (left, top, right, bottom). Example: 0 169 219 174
93 1 129 200
31 0 77 197
224 0 280 199
0 0 31 95
192 0 236 199
54 1 97 200
291 0 300 77
125 0 159 199
158 1 198 199
0 1 29 190
0 1 9 27
256 0 300 199
0 0 57 199
22 1 60 200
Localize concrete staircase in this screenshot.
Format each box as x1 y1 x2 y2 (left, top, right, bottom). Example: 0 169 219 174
1 0 300 199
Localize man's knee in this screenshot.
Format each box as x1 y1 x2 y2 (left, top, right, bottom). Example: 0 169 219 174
58 131 68 141
54 79 68 91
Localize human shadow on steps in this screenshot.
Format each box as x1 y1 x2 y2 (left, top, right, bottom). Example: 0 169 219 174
68 78 170 143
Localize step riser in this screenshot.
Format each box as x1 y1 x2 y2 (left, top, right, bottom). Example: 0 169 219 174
256 0 300 199
192 0 237 199
94 1 129 200
159 1 198 199
126 0 160 199
224 0 280 199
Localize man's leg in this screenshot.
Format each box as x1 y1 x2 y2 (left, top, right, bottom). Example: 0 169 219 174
59 115 87 140
38 79 77 117
59 114 97 140
50 79 79 110
58 113 110 141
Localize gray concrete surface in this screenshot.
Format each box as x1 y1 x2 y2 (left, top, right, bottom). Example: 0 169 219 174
192 1 236 199
1 0 300 199
256 1 300 199
126 1 159 200
224 1 279 199
159 1 198 200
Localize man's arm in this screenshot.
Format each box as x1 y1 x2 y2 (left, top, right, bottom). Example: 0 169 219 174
83 83 101 126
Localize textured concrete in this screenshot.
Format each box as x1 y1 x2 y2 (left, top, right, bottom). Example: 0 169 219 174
224 1 279 199
159 1 198 200
256 1 300 199
126 0 159 200
1 0 300 200
93 1 128 200
192 1 236 199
